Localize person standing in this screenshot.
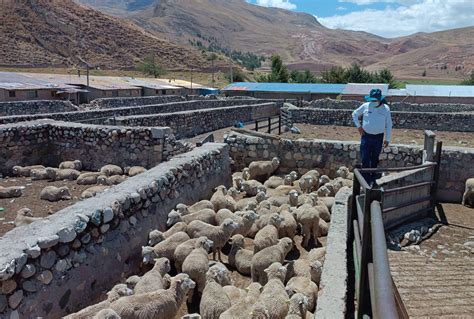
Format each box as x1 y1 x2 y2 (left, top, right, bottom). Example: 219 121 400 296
352 88 393 186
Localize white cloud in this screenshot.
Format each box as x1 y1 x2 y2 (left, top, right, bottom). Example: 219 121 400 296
338 0 398 5
252 0 297 10
319 0 474 38
336 6 347 10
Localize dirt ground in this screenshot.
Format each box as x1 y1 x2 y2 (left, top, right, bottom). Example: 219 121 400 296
0 176 93 236
184 124 474 148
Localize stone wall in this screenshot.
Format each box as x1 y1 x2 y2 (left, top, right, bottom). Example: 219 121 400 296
88 95 186 109
0 143 231 318
289 108 474 132
115 103 280 138
309 99 474 113
0 99 275 125
224 129 474 202
0 100 78 116
0 120 192 176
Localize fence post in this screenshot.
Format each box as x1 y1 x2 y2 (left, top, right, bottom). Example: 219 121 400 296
255 120 259 132
268 117 271 134
278 115 282 135
423 130 435 163
431 141 443 210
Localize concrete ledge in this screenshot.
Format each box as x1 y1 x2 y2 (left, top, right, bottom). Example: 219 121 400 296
316 187 352 318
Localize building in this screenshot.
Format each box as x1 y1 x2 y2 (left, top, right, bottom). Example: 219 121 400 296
222 82 346 100
340 83 389 101
0 72 85 104
388 85 474 104
121 77 184 96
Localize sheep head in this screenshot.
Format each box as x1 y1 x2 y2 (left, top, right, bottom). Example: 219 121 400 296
148 230 165 246
227 187 240 199
230 234 245 247
153 257 171 275
174 273 196 292
17 208 33 217
279 237 293 254
45 167 58 180
256 191 267 203
234 177 243 190
176 203 189 215
289 171 299 181
215 185 227 195
271 157 280 169
264 262 287 283
289 190 299 207
12 166 21 175
283 175 293 186
73 160 82 170
60 187 71 200
242 168 251 181
336 166 350 179
222 218 238 232
196 236 213 252
289 293 309 312
142 246 155 264
97 175 108 185
319 175 330 186
242 210 259 221
166 211 181 227
269 213 284 227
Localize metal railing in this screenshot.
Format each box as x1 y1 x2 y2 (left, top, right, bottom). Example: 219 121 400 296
349 141 442 318
254 115 281 134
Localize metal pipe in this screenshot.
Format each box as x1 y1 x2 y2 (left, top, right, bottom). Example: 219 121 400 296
383 181 435 194
357 162 437 173
354 169 371 190
370 200 398 319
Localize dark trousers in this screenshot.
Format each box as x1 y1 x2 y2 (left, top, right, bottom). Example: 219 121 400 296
360 133 384 185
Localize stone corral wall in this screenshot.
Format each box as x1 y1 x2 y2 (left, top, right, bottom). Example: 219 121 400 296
289 108 474 132
0 144 231 318
0 99 276 125
88 95 186 109
224 129 474 202
115 103 280 138
309 99 474 112
0 120 192 176
0 100 78 116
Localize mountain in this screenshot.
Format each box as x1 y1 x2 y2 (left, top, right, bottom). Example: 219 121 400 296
76 0 474 80
0 0 213 70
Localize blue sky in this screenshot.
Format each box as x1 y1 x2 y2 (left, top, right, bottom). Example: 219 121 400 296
246 0 474 38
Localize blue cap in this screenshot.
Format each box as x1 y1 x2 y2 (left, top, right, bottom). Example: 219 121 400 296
365 88 385 102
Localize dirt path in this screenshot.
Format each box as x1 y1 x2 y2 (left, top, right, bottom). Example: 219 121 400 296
389 203 474 318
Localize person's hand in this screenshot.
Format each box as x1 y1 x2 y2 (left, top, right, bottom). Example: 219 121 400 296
358 127 365 136
383 141 389 147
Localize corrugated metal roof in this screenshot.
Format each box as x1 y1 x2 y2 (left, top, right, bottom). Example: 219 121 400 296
405 84 474 97
222 82 346 93
122 77 182 90
387 89 409 97
342 83 389 95
0 72 66 90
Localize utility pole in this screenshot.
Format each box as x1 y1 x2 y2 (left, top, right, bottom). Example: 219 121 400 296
211 58 215 85
86 64 90 103
190 67 193 91
230 66 233 83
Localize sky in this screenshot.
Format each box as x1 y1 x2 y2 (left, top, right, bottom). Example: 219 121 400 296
246 0 474 38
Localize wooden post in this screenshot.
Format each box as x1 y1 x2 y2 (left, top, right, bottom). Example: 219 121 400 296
278 115 282 135
423 130 435 163
255 120 259 132
268 117 271 134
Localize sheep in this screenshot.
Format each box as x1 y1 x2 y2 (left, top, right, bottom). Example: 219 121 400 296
46 168 81 181
106 284 135 302
40 186 71 202
285 276 318 313
462 178 474 207
176 200 214 215
215 208 239 225
318 175 330 187
254 212 283 231
320 197 335 211
14 208 42 226
298 176 314 194
319 219 329 237
134 257 171 294
242 180 264 197
285 293 312 319
223 285 247 305
236 191 266 211
242 168 251 181
252 262 289 319
220 282 263 319
228 234 254 275
316 185 331 197
254 215 283 253
81 185 110 199
314 204 330 223
12 165 45 177
59 160 82 170
233 176 244 190
30 168 50 180
127 166 147 177
335 166 350 179
233 210 260 237
309 260 323 285
277 205 298 239
248 157 280 182
142 231 190 264
308 247 326 263
77 172 102 185
99 165 123 176
227 187 244 201
199 265 232 319
98 175 128 185
210 185 236 211
174 237 212 272
250 303 271 318
251 238 293 285
264 176 284 189
207 262 232 286
0 186 23 199
292 204 320 248
110 273 195 319
148 222 188 246
166 209 216 227
182 239 213 299
93 309 120 319
185 219 237 260
269 184 299 197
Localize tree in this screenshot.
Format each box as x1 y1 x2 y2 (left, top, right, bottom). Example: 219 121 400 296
376 68 398 89
321 66 347 83
136 55 166 78
226 67 247 82
290 70 319 83
345 63 372 83
256 55 289 83
461 71 474 85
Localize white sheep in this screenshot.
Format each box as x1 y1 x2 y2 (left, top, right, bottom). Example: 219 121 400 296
285 276 318 313
251 238 293 285
182 239 213 299
0 186 23 199
59 160 82 170
166 208 216 227
319 219 328 237
46 168 81 181
462 178 474 207
277 205 298 239
292 204 320 248
99 164 123 176
148 222 187 247
264 176 285 189
233 176 244 190
174 236 212 272
12 165 45 177
40 186 71 202
93 308 120 319
335 166 350 179
228 234 254 275
77 172 102 185
30 168 50 180
210 185 236 211
308 247 326 263
110 273 195 319
316 185 331 197
318 175 330 187
14 208 42 226
98 175 128 186
127 166 147 177
249 157 280 182
220 282 263 319
134 257 171 294
242 168 251 181
242 180 264 197
223 285 247 306
285 293 312 319
254 214 283 253
251 262 289 319
142 231 190 264
309 260 323 286
199 265 232 319
234 210 260 237
215 208 240 225
185 219 237 260
177 200 214 215
254 212 283 231
81 185 110 199
315 204 331 223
